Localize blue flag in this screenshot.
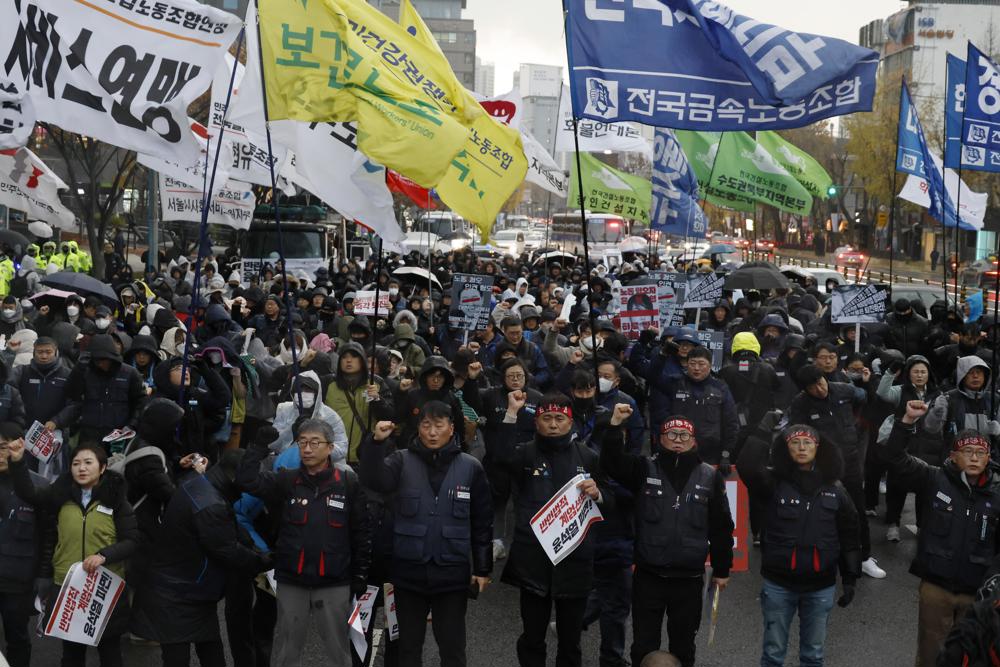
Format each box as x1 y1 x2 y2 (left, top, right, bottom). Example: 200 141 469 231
961 42 1000 172
650 128 706 236
565 0 878 130
944 54 966 169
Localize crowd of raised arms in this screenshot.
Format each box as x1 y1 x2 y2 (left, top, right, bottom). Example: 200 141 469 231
2 242 1000 667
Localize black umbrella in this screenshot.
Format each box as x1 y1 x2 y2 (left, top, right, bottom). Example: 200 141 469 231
0 230 30 253
41 271 119 305
724 261 790 290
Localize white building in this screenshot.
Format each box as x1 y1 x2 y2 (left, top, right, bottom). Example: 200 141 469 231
512 64 564 153
475 57 495 97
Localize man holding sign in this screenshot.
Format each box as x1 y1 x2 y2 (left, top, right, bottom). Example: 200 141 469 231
601 411 734 667
495 391 612 667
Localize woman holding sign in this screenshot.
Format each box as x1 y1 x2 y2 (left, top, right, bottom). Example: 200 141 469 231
7 439 138 667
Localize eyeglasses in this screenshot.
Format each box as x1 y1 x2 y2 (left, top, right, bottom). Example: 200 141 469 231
958 447 990 459
664 431 692 442
297 439 329 450
505 373 526 380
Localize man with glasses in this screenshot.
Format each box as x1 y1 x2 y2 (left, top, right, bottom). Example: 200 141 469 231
811 341 849 383
601 410 733 667
237 419 372 667
883 400 1000 665
359 401 493 667
661 347 738 466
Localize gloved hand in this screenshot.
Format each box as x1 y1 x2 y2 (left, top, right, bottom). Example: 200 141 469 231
837 583 856 608
253 426 280 450
350 576 370 600
638 329 658 346
929 394 949 421
718 452 732 478
888 360 904 374
987 420 1000 437
34 577 53 601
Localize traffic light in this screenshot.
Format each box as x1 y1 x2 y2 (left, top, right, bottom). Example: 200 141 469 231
826 185 838 198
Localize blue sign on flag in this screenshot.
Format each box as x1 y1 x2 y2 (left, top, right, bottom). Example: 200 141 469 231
944 54 966 169
961 42 1000 172
650 128 706 236
565 0 879 130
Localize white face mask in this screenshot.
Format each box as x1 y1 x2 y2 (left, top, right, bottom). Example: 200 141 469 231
598 378 615 394
96 318 110 329
208 352 223 365
298 392 316 410
389 287 399 296
66 305 80 317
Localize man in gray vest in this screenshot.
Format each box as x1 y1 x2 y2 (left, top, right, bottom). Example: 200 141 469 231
360 401 493 667
601 409 734 667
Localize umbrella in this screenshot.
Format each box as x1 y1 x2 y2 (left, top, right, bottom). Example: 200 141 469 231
28 221 53 239
392 266 442 288
532 251 577 266
724 262 790 290
705 243 738 256
0 230 30 252
41 271 119 305
30 288 78 302
618 236 648 254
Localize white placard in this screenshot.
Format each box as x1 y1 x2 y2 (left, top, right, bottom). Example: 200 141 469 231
353 291 392 318
159 175 254 230
348 585 380 658
45 563 125 647
26 420 59 464
384 583 399 641
530 473 604 565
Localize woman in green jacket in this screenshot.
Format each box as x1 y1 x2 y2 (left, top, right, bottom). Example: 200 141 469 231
8 440 138 667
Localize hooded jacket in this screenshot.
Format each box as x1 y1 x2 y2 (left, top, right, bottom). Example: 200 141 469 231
925 356 1000 443
756 313 789 362
65 333 147 438
719 332 779 449
270 370 348 461
390 322 427 371
152 357 232 459
323 341 395 464
159 326 187 358
397 356 467 449
0 297 26 337
196 304 243 345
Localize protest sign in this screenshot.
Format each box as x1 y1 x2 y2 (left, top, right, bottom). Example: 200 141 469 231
348 585 381 658
530 473 604 566
830 284 889 324
383 583 399 641
697 331 726 372
685 273 725 309
648 272 689 329
159 175 254 230
45 563 125 647
723 472 752 573
449 274 493 331
353 291 392 318
26 420 58 464
617 285 659 340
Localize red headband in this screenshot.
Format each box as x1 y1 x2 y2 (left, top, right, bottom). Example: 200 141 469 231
954 435 991 452
785 429 819 444
538 404 572 418
661 418 695 435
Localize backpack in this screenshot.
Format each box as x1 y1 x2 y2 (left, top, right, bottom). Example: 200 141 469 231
107 438 168 510
9 271 30 299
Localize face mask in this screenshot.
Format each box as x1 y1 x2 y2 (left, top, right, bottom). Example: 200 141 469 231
1 308 16 322
66 305 80 317
208 352 223 365
298 392 316 410
846 371 863 382
96 318 110 329
572 397 594 414
598 378 614 394
389 287 399 296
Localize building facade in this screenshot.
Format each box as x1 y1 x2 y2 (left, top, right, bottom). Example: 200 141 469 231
475 57 495 97
513 64 563 153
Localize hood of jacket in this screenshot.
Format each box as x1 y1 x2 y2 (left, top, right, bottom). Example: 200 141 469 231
17 255 36 276
160 326 186 357
418 355 455 390
957 355 991 388
394 322 416 341
731 331 761 357
204 303 232 326
88 333 122 364
200 335 240 364
757 313 789 334
337 340 369 383
136 398 184 454
125 334 160 362
153 307 181 332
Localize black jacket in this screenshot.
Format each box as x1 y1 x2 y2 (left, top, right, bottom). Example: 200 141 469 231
9 359 74 427
64 335 147 439
789 382 866 461
885 311 931 358
0 470 44 592
396 356 467 449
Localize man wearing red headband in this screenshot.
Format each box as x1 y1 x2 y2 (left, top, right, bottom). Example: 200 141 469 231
883 400 1000 666
495 390 612 667
601 408 734 667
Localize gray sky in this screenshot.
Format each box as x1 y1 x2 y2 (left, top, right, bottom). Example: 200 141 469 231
465 0 908 93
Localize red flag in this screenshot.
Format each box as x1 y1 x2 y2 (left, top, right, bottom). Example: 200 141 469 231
386 170 437 209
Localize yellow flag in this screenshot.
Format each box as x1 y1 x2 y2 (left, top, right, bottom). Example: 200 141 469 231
258 0 472 186
398 0 528 239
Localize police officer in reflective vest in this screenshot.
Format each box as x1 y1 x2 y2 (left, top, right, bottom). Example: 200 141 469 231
737 424 861 667
360 401 493 667
601 410 734 667
883 400 1000 666
496 391 613 667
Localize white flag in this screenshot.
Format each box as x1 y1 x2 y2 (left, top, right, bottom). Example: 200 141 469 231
138 121 231 198
159 175 254 230
555 85 651 157
476 88 524 131
898 152 986 230
522 131 567 198
3 0 241 162
0 147 75 229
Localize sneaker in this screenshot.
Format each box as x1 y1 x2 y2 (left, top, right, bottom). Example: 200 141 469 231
887 525 901 543
865 508 878 518
492 539 507 561
879 480 887 495
862 557 887 579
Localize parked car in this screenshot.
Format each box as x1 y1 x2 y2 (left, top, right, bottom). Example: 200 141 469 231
834 246 866 266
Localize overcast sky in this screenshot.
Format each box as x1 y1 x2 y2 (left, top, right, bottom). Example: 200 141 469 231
465 0 908 93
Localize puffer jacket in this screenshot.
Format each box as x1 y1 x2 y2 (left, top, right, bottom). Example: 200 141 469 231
323 341 395 464
270 370 348 459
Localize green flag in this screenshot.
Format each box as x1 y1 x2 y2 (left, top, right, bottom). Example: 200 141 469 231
757 132 834 199
676 131 813 215
568 152 652 224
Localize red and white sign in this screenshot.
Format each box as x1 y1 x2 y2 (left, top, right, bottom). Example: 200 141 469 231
616 285 659 340
353 291 392 318
26 420 59 464
383 583 399 641
530 473 604 565
348 584 380 658
45 563 125 646
722 471 751 573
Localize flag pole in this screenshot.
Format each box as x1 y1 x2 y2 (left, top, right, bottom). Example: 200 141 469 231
370 236 384 430
954 163 964 306
992 227 1000 418
889 79 906 287
941 64 952 301
176 27 245 416
252 1 303 409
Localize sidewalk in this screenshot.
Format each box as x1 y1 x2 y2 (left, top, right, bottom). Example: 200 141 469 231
772 248 943 284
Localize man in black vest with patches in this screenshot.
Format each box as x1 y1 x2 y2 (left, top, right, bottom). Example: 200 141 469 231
601 410 734 667
360 401 493 667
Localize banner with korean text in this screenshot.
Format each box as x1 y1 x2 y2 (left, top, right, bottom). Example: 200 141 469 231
159 175 254 230
45 563 126 646
530 474 603 565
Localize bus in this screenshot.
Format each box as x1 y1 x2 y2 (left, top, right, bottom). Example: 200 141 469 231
240 220 334 278
549 212 630 253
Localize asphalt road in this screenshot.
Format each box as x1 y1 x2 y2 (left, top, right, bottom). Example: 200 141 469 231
21 495 925 667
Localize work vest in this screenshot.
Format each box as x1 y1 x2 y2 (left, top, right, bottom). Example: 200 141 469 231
761 480 841 579
273 464 352 587
0 479 37 587
52 497 121 584
671 378 725 444
634 459 716 571
913 467 1000 593
80 365 134 432
393 450 478 573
